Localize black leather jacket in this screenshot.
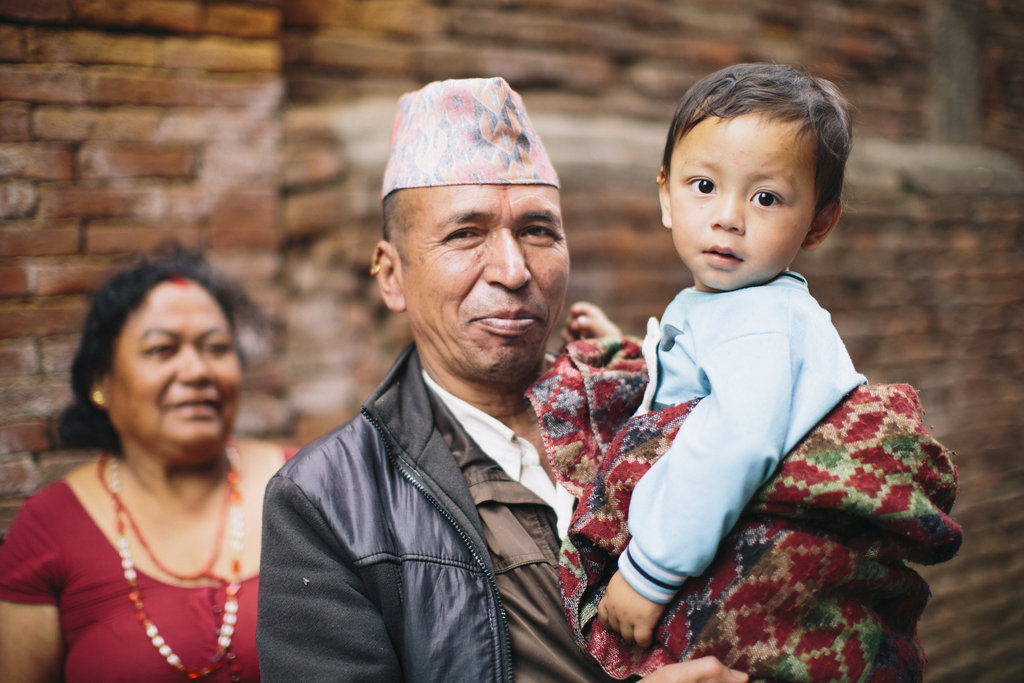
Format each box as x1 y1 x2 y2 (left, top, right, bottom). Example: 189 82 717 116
256 345 513 682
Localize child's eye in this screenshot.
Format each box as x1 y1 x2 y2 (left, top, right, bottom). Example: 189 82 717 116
754 191 778 207
692 179 714 194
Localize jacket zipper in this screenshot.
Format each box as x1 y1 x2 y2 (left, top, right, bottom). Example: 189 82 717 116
362 408 514 683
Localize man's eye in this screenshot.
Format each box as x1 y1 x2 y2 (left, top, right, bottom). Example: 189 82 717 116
446 229 477 242
524 225 555 240
694 179 714 194
755 191 778 207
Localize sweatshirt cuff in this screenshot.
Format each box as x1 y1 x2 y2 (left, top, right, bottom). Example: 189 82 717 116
618 540 687 604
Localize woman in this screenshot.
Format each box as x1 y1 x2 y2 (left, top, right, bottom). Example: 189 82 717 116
0 247 293 682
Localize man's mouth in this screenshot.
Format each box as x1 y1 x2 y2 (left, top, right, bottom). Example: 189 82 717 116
473 311 542 335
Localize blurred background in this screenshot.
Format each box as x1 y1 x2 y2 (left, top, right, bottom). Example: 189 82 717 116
0 0 1021 679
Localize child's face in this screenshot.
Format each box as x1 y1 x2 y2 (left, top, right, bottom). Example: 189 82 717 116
658 114 839 293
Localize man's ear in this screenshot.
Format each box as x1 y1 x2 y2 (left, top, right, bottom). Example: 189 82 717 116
372 241 406 312
802 202 842 250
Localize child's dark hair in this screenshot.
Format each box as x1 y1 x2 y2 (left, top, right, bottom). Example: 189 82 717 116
58 243 252 454
661 63 853 215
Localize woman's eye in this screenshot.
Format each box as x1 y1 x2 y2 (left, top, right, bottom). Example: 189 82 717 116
695 179 714 194
144 345 175 358
204 342 235 356
755 191 778 207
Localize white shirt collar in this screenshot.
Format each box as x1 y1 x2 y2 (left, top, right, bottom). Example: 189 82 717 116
422 370 574 537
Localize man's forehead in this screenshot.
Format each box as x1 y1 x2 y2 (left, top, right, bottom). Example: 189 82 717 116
407 184 562 222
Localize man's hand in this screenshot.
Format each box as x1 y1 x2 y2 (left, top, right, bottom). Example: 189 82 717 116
598 570 665 648
640 657 749 683
562 301 622 344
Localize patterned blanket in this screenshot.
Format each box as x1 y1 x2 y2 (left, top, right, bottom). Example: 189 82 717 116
527 337 962 682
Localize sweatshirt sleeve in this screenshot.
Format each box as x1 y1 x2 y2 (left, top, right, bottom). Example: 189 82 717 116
620 331 795 603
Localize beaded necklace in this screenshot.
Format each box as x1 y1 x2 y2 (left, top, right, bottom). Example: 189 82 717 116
98 445 244 679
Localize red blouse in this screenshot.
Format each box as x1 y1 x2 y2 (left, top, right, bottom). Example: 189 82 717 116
0 474 271 682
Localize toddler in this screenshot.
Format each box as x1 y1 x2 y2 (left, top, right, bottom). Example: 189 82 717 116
576 63 868 648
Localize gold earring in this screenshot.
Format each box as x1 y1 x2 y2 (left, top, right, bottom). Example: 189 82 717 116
90 388 105 408
369 263 381 276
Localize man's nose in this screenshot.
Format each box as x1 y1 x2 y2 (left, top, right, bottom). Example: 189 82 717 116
483 230 530 290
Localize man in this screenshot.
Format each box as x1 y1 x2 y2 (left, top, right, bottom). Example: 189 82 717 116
256 77 746 682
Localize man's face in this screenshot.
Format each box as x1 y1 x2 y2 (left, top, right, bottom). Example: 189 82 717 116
378 184 569 397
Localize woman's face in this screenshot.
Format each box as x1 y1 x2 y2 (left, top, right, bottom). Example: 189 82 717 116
98 279 241 461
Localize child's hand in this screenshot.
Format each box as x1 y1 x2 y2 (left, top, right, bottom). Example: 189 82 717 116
562 301 623 344
598 570 666 648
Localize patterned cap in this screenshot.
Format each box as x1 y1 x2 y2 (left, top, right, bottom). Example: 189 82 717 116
381 77 559 198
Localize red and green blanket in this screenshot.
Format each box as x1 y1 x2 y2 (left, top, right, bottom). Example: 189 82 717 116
527 337 962 682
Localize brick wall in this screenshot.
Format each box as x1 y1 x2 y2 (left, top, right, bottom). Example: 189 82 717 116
0 0 288 514
2 1 1022 680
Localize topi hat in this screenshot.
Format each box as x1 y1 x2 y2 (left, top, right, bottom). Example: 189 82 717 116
381 77 559 199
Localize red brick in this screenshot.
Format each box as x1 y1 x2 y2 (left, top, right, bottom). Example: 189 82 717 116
0 264 31 296
282 142 346 188
284 186 342 238
0 24 23 61
85 67 282 109
209 186 281 248
0 453 41 495
78 141 198 179
33 105 165 142
0 180 38 219
0 102 30 142
0 220 80 256
0 376 71 421
34 259 123 296
202 3 281 39
39 334 77 373
85 220 201 254
0 64 85 105
72 0 200 33
0 142 74 180
24 28 158 67
0 0 71 23
309 31 413 72
0 420 51 454
36 181 164 219
0 339 39 378
161 36 281 72
0 297 88 338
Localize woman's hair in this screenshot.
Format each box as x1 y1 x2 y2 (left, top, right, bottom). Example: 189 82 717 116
660 63 854 215
58 244 252 453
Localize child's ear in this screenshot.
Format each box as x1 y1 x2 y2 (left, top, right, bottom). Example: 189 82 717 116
802 202 842 250
372 241 407 312
657 167 672 229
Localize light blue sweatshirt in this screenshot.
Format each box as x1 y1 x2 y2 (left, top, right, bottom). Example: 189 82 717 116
620 272 866 603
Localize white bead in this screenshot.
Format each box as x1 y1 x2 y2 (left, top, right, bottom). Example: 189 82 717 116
218 635 231 648
224 612 237 625
152 635 165 648
146 624 158 638
167 654 181 667
158 644 172 657
124 568 137 581
225 600 239 614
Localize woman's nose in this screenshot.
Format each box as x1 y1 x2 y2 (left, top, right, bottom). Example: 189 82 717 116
176 346 211 381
